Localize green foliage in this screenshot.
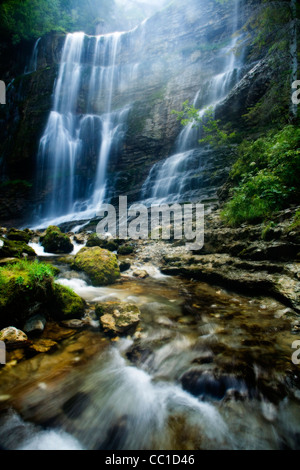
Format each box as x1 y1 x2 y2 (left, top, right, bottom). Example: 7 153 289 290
243 1 292 56
221 125 300 225
287 209 300 232
0 0 114 44
172 102 236 148
0 259 55 290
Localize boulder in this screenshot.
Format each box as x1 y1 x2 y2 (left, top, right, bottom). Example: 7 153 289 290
118 244 135 255
23 314 47 336
0 236 36 259
95 302 141 335
6 228 32 243
72 247 120 286
40 226 74 254
53 283 86 320
0 327 28 347
86 233 118 252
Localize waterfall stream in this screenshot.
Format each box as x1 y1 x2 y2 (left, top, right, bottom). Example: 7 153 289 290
140 0 243 206
35 31 133 228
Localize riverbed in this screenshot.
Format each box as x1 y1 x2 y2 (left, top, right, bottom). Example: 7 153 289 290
0 244 300 450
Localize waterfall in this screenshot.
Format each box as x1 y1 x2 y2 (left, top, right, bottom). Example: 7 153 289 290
25 38 41 74
34 31 132 227
141 0 243 205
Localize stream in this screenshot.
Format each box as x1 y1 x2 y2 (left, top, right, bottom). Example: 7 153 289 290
0 245 300 450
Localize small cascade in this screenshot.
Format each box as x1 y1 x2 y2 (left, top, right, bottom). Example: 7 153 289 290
141 0 244 206
24 37 41 74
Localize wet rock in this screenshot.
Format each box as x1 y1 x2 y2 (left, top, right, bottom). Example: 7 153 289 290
0 327 28 348
53 283 86 320
73 233 87 245
180 369 248 401
72 247 120 286
28 338 58 354
86 233 118 252
60 319 88 329
96 302 140 336
161 253 300 312
119 259 131 272
132 269 149 279
0 236 36 259
141 301 181 320
118 244 135 255
23 314 47 336
62 392 91 420
40 226 74 254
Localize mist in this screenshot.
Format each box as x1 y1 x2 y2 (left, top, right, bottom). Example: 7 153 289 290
113 0 171 30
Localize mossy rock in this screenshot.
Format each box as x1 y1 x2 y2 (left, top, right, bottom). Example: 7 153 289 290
0 236 36 259
41 225 73 254
86 233 118 252
0 266 54 329
72 247 120 286
0 259 85 328
6 228 32 243
53 283 86 320
95 301 141 335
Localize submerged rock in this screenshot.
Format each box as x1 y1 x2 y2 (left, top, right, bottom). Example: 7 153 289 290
96 302 141 336
72 247 120 286
40 226 74 254
28 338 58 354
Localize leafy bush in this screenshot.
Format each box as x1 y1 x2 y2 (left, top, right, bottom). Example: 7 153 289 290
221 125 300 225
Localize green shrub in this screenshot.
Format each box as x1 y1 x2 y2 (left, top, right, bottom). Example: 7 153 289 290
222 125 300 225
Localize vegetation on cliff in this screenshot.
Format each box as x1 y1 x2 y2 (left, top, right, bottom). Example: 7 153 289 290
0 0 114 44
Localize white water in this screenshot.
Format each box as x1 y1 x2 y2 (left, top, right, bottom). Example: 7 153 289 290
141 0 244 205
34 30 135 228
24 38 41 75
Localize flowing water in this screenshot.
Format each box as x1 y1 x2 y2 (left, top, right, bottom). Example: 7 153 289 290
140 0 244 206
34 30 136 228
1 249 300 450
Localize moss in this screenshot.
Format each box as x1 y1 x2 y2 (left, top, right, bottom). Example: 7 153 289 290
118 244 135 255
72 247 120 286
0 236 36 259
41 225 73 254
53 283 86 319
0 259 55 328
86 233 118 252
6 228 32 243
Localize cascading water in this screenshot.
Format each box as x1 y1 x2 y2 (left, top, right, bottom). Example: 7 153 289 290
141 0 244 205
34 31 131 227
24 37 41 75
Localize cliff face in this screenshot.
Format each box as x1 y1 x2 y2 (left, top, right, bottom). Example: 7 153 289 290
0 0 289 226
